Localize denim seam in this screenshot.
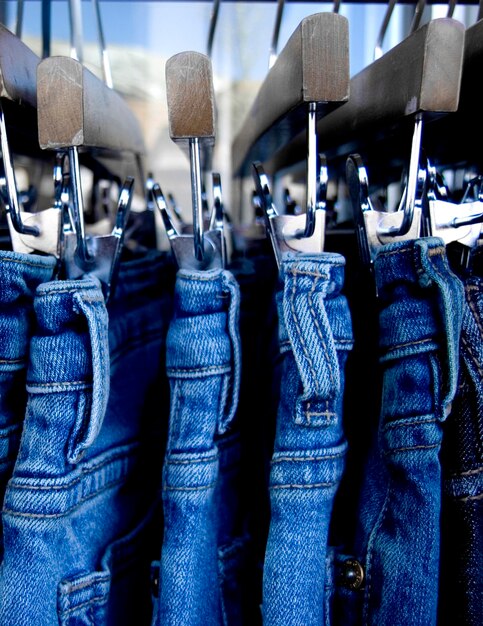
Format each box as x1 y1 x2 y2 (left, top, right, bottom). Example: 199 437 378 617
0 257 55 269
382 415 437 429
61 594 108 615
453 467 483 477
163 482 217 492
37 288 101 298
177 273 222 283
63 574 110 593
3 474 127 518
270 481 337 489
0 357 24 364
306 405 336 421
461 492 483 502
166 365 231 376
363 479 392 624
382 443 440 455
8 443 137 490
384 337 433 352
26 381 92 392
272 453 345 462
166 456 218 465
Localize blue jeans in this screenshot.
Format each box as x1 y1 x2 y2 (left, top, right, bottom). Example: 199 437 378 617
332 237 464 626
0 251 56 558
153 268 245 626
262 253 354 626
440 273 483 626
1 249 175 625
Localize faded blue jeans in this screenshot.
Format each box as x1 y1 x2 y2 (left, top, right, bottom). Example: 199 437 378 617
440 272 483 626
153 268 244 626
0 251 56 558
262 253 354 626
0 249 175 625
331 237 464 626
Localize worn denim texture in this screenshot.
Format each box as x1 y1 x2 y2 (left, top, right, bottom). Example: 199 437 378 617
439 274 483 626
332 237 464 626
262 253 354 626
0 250 175 625
153 268 244 626
0 251 56 558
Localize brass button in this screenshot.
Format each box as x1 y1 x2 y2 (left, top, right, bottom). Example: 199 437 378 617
339 558 365 590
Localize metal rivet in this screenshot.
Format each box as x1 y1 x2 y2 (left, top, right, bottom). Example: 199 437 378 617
339 558 365 590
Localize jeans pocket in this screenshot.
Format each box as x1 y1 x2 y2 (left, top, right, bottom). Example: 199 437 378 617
57 506 159 626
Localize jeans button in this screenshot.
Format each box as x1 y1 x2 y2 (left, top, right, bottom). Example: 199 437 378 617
339 558 365 590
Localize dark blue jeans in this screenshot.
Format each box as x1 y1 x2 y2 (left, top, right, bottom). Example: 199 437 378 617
0 249 175 625
331 237 464 626
262 253 353 626
440 273 483 626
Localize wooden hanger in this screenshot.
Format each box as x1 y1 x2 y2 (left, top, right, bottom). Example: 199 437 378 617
37 55 145 178
232 11 350 178
424 17 483 171
264 17 466 189
36 55 141 299
161 50 225 270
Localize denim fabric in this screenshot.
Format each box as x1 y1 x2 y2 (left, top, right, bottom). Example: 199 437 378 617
439 274 483 626
262 253 354 626
0 251 56 558
332 237 464 626
153 268 243 626
0 249 175 625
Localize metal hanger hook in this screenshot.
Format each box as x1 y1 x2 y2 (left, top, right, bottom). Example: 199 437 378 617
0 101 39 237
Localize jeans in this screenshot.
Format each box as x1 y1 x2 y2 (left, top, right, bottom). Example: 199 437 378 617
332 237 464 626
0 251 56 558
0 249 175 625
262 253 354 626
439 273 483 626
153 268 244 626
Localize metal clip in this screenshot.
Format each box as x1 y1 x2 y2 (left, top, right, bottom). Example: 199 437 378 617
152 175 225 271
346 153 422 266
426 164 483 248
251 160 325 269
62 174 134 301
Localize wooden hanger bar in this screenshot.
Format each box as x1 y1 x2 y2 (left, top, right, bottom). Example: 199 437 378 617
424 18 483 169
232 12 349 177
264 17 465 180
0 23 39 108
166 50 216 164
37 56 145 155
